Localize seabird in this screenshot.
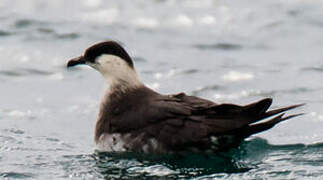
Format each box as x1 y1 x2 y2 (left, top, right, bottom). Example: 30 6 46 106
67 41 303 153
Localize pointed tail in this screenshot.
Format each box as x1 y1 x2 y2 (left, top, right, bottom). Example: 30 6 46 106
240 112 304 138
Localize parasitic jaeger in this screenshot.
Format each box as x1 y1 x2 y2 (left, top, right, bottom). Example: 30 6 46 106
67 41 304 154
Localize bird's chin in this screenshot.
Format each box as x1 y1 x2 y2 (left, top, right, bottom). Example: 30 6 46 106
87 62 99 70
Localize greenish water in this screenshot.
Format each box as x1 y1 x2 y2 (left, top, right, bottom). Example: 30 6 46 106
1 0 323 179
90 138 323 179
3 137 322 179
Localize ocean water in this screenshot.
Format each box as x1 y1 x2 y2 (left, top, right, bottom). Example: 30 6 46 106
1 0 323 179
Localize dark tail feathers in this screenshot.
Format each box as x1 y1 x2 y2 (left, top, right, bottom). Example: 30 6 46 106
240 100 305 138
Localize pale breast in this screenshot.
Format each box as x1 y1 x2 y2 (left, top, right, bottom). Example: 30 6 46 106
95 133 238 153
95 133 164 153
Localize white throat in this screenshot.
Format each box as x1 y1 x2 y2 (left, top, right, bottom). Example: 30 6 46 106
90 54 142 93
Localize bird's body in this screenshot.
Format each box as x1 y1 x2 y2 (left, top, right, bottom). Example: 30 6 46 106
67 41 303 154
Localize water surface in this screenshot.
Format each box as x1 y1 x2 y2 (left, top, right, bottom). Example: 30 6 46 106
1 0 323 179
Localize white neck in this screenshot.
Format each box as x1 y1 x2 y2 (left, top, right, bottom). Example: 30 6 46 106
92 54 143 93
103 71 142 93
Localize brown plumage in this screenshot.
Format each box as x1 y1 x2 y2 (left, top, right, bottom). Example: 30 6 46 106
95 85 303 153
67 40 304 154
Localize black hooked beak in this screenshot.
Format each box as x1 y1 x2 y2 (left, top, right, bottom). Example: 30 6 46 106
67 56 86 68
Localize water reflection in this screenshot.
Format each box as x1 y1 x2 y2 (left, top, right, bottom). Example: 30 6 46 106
92 143 254 179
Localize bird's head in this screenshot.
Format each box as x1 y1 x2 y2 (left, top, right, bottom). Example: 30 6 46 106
67 41 141 88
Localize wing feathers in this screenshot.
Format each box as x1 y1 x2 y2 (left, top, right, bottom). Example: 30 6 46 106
242 98 272 116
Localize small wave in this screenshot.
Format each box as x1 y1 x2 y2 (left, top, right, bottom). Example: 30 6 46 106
15 19 34 28
0 68 52 77
280 87 312 94
181 69 199 74
302 66 323 72
37 27 55 34
4 128 25 135
14 19 46 28
287 9 301 17
37 27 80 39
241 138 323 158
23 68 53 75
0 172 34 178
0 30 12 36
55 33 80 39
0 70 21 77
46 137 60 142
0 68 65 80
194 43 243 50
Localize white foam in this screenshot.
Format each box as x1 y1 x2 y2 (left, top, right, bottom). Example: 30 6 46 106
200 15 216 25
134 17 159 29
183 0 213 8
154 72 163 79
166 69 176 77
213 89 260 100
82 0 101 8
7 110 32 118
222 71 254 82
82 9 119 24
36 97 43 103
128 165 177 176
48 72 64 80
174 14 193 27
19 55 30 63
7 110 26 117
153 69 176 79
310 112 323 122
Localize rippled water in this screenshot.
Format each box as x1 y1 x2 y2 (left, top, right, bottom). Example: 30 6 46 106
1 0 323 179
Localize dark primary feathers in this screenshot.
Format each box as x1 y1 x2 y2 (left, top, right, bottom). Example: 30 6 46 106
95 86 304 153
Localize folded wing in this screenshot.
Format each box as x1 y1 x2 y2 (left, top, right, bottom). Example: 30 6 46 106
143 93 304 152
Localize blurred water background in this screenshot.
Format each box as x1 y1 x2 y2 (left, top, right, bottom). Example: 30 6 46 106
1 0 323 179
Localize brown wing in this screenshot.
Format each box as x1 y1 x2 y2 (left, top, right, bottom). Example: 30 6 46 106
140 93 303 151
104 88 303 152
